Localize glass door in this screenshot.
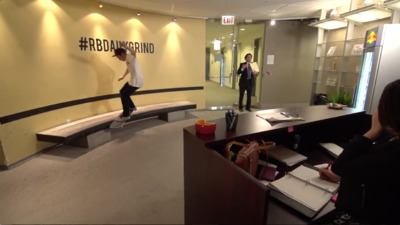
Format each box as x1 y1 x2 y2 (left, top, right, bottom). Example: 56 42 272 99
205 20 265 108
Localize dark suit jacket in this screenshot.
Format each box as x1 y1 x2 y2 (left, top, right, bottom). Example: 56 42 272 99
237 62 255 87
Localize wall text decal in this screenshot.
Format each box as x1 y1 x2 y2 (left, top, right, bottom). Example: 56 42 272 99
78 37 155 54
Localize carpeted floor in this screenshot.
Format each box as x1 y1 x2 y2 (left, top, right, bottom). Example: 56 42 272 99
0 81 257 224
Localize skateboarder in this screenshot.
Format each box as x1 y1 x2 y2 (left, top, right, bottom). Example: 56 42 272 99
112 41 144 125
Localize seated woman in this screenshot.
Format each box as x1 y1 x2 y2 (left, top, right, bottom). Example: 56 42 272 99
319 79 400 224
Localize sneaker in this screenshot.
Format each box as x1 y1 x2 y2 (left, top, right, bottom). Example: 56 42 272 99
129 107 137 114
115 116 130 122
119 108 137 117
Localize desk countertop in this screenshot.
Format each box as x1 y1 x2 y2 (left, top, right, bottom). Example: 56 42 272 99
184 105 365 145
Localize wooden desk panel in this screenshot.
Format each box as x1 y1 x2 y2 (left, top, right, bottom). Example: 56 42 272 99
184 132 269 224
183 105 369 224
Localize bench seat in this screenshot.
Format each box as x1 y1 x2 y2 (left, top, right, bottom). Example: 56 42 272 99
36 101 196 148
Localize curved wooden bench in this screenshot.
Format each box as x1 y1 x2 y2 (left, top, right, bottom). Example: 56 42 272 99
36 101 196 149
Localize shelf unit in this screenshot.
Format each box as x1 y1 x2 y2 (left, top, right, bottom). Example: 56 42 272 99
310 16 392 105
311 30 362 102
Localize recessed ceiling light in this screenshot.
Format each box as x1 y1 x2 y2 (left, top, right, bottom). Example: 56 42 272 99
341 5 391 23
309 18 348 30
330 8 338 17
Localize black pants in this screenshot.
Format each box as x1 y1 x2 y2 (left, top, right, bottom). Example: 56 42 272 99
120 82 138 117
239 80 252 110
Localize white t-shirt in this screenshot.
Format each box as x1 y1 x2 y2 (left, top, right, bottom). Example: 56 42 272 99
126 54 144 88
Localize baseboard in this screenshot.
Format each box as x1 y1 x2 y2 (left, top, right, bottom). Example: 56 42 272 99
0 143 62 170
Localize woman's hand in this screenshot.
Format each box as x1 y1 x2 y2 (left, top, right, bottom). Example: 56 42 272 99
319 168 341 183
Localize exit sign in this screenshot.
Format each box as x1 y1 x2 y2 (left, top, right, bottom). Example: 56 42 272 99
222 15 235 25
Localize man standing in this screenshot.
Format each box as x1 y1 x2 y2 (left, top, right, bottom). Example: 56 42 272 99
237 53 258 112
112 41 144 122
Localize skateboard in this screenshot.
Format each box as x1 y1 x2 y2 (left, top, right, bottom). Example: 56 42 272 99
110 109 136 129
109 119 126 128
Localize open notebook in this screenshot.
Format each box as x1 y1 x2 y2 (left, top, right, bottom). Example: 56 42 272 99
269 165 339 218
268 145 307 166
256 112 304 123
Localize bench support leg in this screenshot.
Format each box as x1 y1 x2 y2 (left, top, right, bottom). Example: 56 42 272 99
159 111 186 122
69 130 111 149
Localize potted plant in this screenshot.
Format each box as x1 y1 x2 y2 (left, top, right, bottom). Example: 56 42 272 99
327 91 352 109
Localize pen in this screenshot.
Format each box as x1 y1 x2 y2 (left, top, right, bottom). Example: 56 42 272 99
280 112 290 118
226 110 233 120
319 161 333 180
229 115 237 130
325 161 333 170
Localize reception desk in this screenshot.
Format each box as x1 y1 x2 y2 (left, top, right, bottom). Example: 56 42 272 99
183 105 370 224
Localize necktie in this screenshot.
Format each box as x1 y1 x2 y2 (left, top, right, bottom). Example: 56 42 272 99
247 63 252 79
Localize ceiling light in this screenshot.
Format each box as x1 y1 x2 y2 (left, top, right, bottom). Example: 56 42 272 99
270 19 276 25
273 17 309 21
330 8 339 17
384 0 400 10
341 5 391 22
173 16 177 21
98 1 103 8
364 0 374 4
309 18 348 30
240 28 245 31
137 11 141 16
